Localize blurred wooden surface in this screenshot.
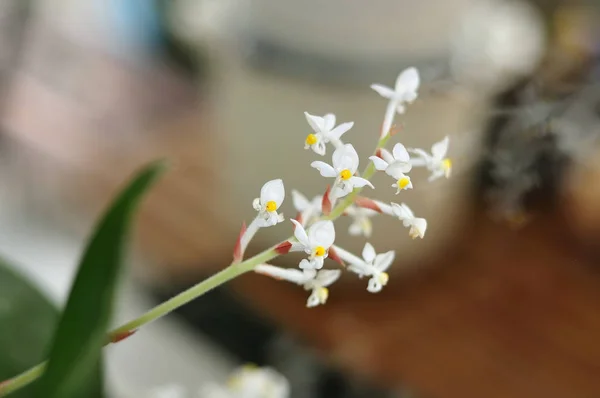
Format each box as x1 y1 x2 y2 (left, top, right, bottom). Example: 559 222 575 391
232 204 600 398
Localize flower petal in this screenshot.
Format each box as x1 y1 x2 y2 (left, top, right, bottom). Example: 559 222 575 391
290 219 310 247
323 113 336 131
412 217 428 238
328 121 354 140
348 222 363 236
392 143 410 162
409 157 428 167
349 176 374 189
314 141 327 156
385 161 412 178
395 67 420 97
374 251 395 272
369 155 389 171
431 136 449 159
348 263 369 277
367 277 383 293
291 190 310 212
362 242 376 263
391 202 414 220
428 169 445 182
316 269 342 287
255 264 308 284
299 258 314 270
304 111 325 132
252 198 261 211
306 291 321 307
370 84 396 99
332 144 360 173
311 161 337 178
308 220 335 248
260 179 285 207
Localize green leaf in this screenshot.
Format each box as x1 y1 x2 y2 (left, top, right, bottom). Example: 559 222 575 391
36 161 166 398
0 261 58 398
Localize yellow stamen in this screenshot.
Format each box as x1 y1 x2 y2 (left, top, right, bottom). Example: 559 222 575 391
378 272 389 286
314 246 326 257
317 287 329 304
305 133 318 145
265 200 277 212
442 158 452 177
340 169 352 180
397 177 410 189
409 227 420 239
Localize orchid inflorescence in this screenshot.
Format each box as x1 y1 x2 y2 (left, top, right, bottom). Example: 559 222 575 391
0 68 454 398
235 67 453 308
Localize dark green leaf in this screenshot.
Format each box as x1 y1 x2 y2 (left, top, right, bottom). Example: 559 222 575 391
36 161 166 398
0 261 57 398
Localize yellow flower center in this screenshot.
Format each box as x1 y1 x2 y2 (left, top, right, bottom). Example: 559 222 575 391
442 158 452 174
314 246 326 257
305 133 318 145
317 287 329 304
340 169 352 180
378 272 389 286
265 200 277 212
397 177 410 189
409 226 421 239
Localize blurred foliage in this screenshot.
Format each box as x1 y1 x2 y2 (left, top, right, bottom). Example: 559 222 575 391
0 261 101 398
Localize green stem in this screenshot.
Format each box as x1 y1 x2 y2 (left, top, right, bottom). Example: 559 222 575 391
109 247 277 337
1 133 393 397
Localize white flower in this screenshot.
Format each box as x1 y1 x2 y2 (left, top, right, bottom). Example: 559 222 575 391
335 243 395 293
291 190 322 226
311 144 374 198
255 264 341 307
391 202 427 239
408 136 452 182
345 205 378 237
252 179 285 227
149 384 186 398
304 112 354 155
371 67 420 137
369 143 413 193
200 365 290 398
289 219 335 270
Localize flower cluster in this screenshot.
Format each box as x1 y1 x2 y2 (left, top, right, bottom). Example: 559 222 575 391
232 67 453 308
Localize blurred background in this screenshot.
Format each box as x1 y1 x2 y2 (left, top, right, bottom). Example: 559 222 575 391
0 0 600 396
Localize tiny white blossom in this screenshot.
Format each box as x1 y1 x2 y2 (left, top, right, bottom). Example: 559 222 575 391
311 144 374 198
345 205 378 237
369 143 413 193
408 136 452 182
252 179 285 227
371 67 420 137
200 365 290 398
391 202 427 239
291 190 322 225
149 384 186 398
335 243 395 293
255 264 341 307
289 219 335 270
304 112 354 155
